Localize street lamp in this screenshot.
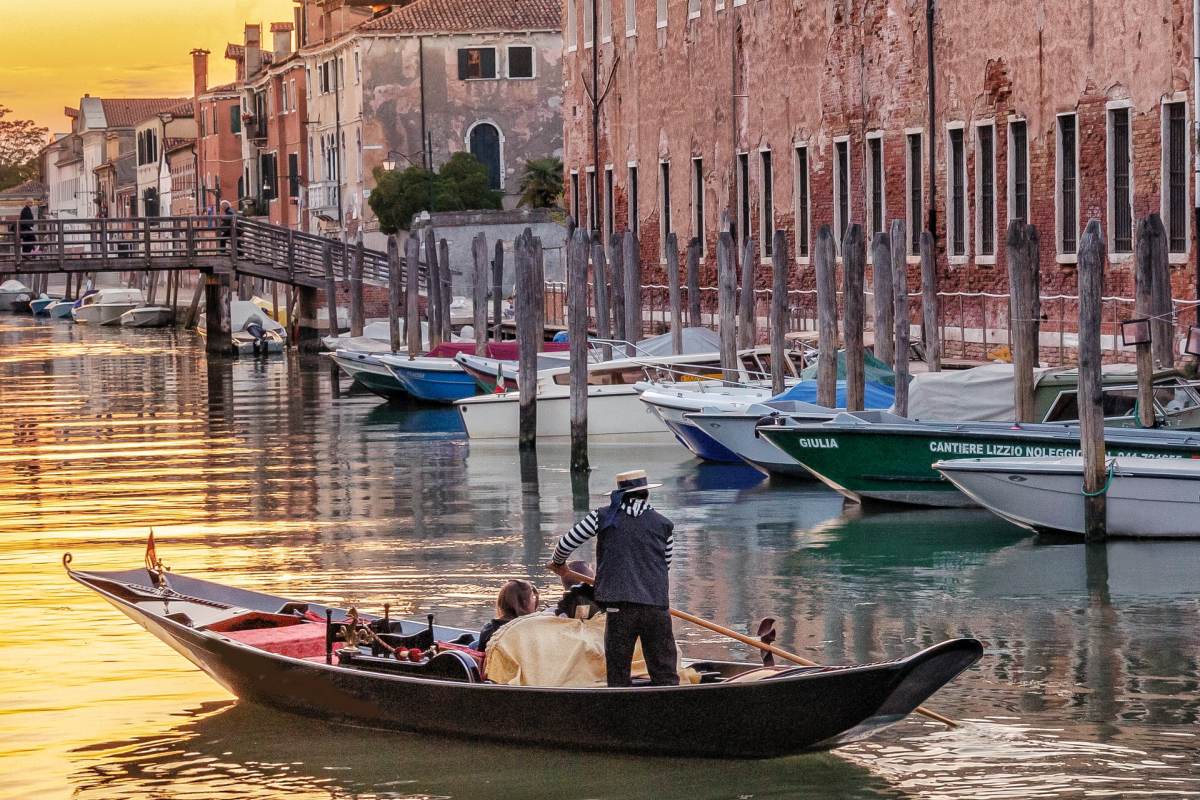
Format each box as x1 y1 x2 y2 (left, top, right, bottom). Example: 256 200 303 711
382 149 423 172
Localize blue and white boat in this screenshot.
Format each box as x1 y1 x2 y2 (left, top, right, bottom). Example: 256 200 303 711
29 295 60 315
329 343 410 401
379 343 481 404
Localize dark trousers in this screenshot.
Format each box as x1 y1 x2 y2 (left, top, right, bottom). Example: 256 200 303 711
603 602 679 687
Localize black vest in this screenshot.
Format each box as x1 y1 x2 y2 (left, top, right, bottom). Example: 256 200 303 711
593 507 673 607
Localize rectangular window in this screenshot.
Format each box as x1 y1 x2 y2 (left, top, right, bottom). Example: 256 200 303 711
628 164 639 235
1009 119 1028 224
737 152 750 246
567 0 577 49
1057 113 1078 254
354 51 361 84
583 0 594 45
688 0 700 18
692 157 705 255
794 145 810 258
601 0 612 41
657 0 667 28
626 0 636 34
604 167 614 240
868 135 884 236
458 48 497 80
1165 101 1188 253
834 138 849 249
661 160 672 258
508 46 534 78
1108 106 1133 253
288 152 300 198
906 132 922 255
977 123 996 257
230 105 241 134
948 126 966 257
571 171 580 225
760 149 773 256
586 169 598 233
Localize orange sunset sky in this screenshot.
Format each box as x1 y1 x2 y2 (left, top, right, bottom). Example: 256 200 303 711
1 0 296 134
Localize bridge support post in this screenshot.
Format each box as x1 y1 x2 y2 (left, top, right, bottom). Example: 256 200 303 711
204 272 234 356
296 285 321 353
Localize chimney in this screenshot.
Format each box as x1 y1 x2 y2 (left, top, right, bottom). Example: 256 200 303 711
244 24 262 77
191 49 210 98
294 4 305 48
270 22 294 60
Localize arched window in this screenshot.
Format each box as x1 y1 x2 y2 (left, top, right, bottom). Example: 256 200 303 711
468 122 502 190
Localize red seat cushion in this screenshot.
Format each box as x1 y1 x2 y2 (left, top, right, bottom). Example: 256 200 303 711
223 621 343 659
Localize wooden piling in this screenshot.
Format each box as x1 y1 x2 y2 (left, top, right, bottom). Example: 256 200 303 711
323 243 339 338
1006 221 1041 422
622 231 641 350
472 232 489 355
350 230 365 338
666 232 682 354
843 224 866 412
567 228 591 471
871 232 894 365
609 233 626 342
717 231 737 385
770 230 789 396
737 236 756 349
1134 216 1160 428
515 234 539 448
296 285 320 352
592 240 612 360
203 272 234 356
532 233 546 343
1147 213 1173 368
919 230 940 371
890 220 910 416
1077 219 1108 542
686 236 702 327
438 238 452 341
404 235 421 357
492 239 505 340
424 228 442 349
387 234 402 353
814 225 839 409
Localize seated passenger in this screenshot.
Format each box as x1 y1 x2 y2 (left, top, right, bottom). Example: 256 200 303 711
476 579 539 653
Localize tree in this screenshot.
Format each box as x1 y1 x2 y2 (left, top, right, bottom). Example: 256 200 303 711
0 106 48 191
369 151 503 234
517 157 563 209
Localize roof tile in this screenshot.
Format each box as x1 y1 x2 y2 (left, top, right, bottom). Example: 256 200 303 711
100 98 189 128
362 0 560 33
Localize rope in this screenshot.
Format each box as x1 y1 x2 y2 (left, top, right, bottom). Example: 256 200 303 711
1081 460 1117 497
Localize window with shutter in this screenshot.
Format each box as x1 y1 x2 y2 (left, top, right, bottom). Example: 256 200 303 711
508 46 534 79
458 48 496 80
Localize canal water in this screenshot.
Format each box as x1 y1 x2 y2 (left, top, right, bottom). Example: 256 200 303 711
1 315 1197 799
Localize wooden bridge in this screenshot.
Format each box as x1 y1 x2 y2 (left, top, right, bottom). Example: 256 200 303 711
0 215 416 354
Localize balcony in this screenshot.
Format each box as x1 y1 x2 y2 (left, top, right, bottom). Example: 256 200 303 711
307 181 340 214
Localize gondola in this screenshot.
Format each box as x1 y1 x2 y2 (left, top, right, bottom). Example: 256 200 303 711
64 550 983 759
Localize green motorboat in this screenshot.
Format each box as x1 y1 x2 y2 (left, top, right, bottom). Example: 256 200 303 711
756 411 1200 508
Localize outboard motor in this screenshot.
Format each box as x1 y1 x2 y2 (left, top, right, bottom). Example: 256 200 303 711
245 320 267 355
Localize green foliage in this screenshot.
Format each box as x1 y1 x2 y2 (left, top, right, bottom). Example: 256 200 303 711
517 157 563 209
0 106 48 192
369 151 503 234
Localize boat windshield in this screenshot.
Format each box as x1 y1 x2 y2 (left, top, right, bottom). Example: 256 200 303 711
1043 381 1200 423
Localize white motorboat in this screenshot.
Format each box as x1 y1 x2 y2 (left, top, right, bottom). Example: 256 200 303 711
686 401 838 477
0 279 32 311
72 288 145 325
120 305 174 327
935 456 1200 538
198 299 287 355
329 346 410 400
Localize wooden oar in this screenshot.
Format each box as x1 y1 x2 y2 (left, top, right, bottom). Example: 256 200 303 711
552 566 959 729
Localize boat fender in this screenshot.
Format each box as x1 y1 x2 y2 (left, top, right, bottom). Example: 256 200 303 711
753 413 783 439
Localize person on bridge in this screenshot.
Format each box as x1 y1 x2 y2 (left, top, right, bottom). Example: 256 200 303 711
19 200 36 255
219 201 235 253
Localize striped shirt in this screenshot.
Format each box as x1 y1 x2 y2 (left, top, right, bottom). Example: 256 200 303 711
551 498 674 567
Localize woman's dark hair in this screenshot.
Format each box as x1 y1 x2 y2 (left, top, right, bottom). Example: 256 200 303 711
496 579 539 620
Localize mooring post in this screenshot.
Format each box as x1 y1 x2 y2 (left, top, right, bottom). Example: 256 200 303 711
770 230 789 396
666 232 682 355
1134 216 1160 428
204 272 234 356
350 230 365 338
516 234 539 448
1006 220 1041 422
1148 213 1174 367
843 224 866 412
296 285 320 352
592 240 612 360
919 229 941 371
387 235 402 353
686 236 702 328
472 232 489 355
1078 219 1108 542
492 239 505 340
738 236 756 349
717 230 737 386
815 225 839 409
890 220 910 416
424 228 442 349
622 230 640 352
871 232 894 366
609 232 626 343
567 228 591 472
404 235 421 357
438 239 452 341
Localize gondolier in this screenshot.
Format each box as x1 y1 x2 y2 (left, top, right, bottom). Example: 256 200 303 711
548 470 679 687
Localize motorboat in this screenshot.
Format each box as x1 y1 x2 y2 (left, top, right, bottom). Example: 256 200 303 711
30 294 61 315
64 546 982 758
323 319 395 351
756 411 1200 508
935 456 1200 537
329 346 409 401
638 383 790 462
47 296 85 318
0 279 31 311
382 342 572 404
72 288 145 325
120 306 175 328
198 299 287 355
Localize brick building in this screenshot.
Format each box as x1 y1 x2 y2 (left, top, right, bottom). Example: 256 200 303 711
561 1 1199 341
193 49 244 215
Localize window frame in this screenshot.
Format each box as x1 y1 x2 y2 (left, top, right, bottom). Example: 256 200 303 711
604 165 615 241
506 45 536 79
628 162 639 235
570 170 580 225
833 136 851 256
688 0 701 20
1162 98 1191 261
601 0 612 42
866 131 885 238
625 0 637 36
794 142 811 263
974 119 997 263
1106 100 1134 258
586 166 598 234
946 122 968 262
1055 112 1080 262
660 159 672 260
567 0 578 51
905 129 923 259
657 0 668 29
692 156 705 257
458 46 498 81
1007 117 1029 226
737 151 751 250
760 147 774 258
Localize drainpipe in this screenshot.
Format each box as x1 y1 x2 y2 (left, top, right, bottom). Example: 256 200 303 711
1193 0 1199 323
926 0 937 242
419 36 429 170
591 0 601 235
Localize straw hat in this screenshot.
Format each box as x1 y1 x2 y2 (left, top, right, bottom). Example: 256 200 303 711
610 469 662 493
